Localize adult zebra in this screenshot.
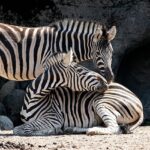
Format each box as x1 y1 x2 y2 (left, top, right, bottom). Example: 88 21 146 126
0 19 116 82
14 82 143 136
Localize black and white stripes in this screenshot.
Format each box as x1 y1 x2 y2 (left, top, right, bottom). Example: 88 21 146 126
14 82 143 136
20 49 108 123
0 19 116 82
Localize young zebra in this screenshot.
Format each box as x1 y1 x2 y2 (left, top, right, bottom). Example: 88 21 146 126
0 19 116 82
0 49 108 131
14 82 143 136
22 49 108 110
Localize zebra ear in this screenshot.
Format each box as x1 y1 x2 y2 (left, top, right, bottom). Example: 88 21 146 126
93 25 103 43
107 26 117 41
62 49 73 65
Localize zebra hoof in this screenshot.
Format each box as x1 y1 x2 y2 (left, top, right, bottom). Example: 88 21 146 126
0 115 14 130
120 125 132 134
86 127 101 135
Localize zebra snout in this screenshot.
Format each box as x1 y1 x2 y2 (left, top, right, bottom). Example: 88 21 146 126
96 83 108 93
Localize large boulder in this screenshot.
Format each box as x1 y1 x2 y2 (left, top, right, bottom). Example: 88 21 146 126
0 115 14 130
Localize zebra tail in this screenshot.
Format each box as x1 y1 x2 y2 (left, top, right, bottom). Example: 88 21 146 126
130 111 144 131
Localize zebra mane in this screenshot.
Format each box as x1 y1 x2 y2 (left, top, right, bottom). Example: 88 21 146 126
45 52 70 68
49 18 108 38
51 18 101 24
49 18 104 28
46 52 64 65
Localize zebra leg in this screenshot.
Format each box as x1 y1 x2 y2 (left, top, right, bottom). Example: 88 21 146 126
87 107 121 135
13 120 63 136
64 127 88 134
14 112 64 136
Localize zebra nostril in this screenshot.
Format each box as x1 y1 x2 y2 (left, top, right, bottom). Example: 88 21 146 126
96 84 108 93
97 85 102 90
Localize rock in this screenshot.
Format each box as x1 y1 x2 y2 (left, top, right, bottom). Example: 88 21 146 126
2 89 25 126
0 115 14 130
15 81 31 91
0 102 7 116
0 103 13 130
0 81 16 101
0 77 8 91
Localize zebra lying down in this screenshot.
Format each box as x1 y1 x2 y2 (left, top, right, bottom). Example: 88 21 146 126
14 82 143 135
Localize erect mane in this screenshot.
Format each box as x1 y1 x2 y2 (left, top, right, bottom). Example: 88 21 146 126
44 51 70 68
49 18 103 26
48 18 108 37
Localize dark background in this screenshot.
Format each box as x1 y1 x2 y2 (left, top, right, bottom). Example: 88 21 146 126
0 0 149 125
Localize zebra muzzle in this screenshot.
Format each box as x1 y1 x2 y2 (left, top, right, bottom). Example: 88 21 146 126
96 83 108 93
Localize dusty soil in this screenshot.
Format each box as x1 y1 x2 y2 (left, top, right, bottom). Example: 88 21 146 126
0 126 149 150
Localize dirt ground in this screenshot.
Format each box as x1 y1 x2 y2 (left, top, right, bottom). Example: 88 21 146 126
0 126 149 150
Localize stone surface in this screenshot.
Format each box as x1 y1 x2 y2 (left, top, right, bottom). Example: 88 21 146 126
15 81 31 91
0 102 6 116
0 115 14 130
0 81 16 101
2 89 25 126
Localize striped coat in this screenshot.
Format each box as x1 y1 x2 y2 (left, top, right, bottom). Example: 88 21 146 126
14 82 143 136
0 19 116 82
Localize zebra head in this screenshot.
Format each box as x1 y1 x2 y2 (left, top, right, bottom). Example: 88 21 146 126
62 49 108 93
92 25 116 83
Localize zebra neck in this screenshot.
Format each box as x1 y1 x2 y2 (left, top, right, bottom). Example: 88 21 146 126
44 53 65 69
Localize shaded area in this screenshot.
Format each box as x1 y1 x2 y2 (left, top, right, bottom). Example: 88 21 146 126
116 38 150 120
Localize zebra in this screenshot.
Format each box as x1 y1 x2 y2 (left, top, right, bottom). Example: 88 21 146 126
22 48 108 107
0 19 116 82
14 82 143 136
